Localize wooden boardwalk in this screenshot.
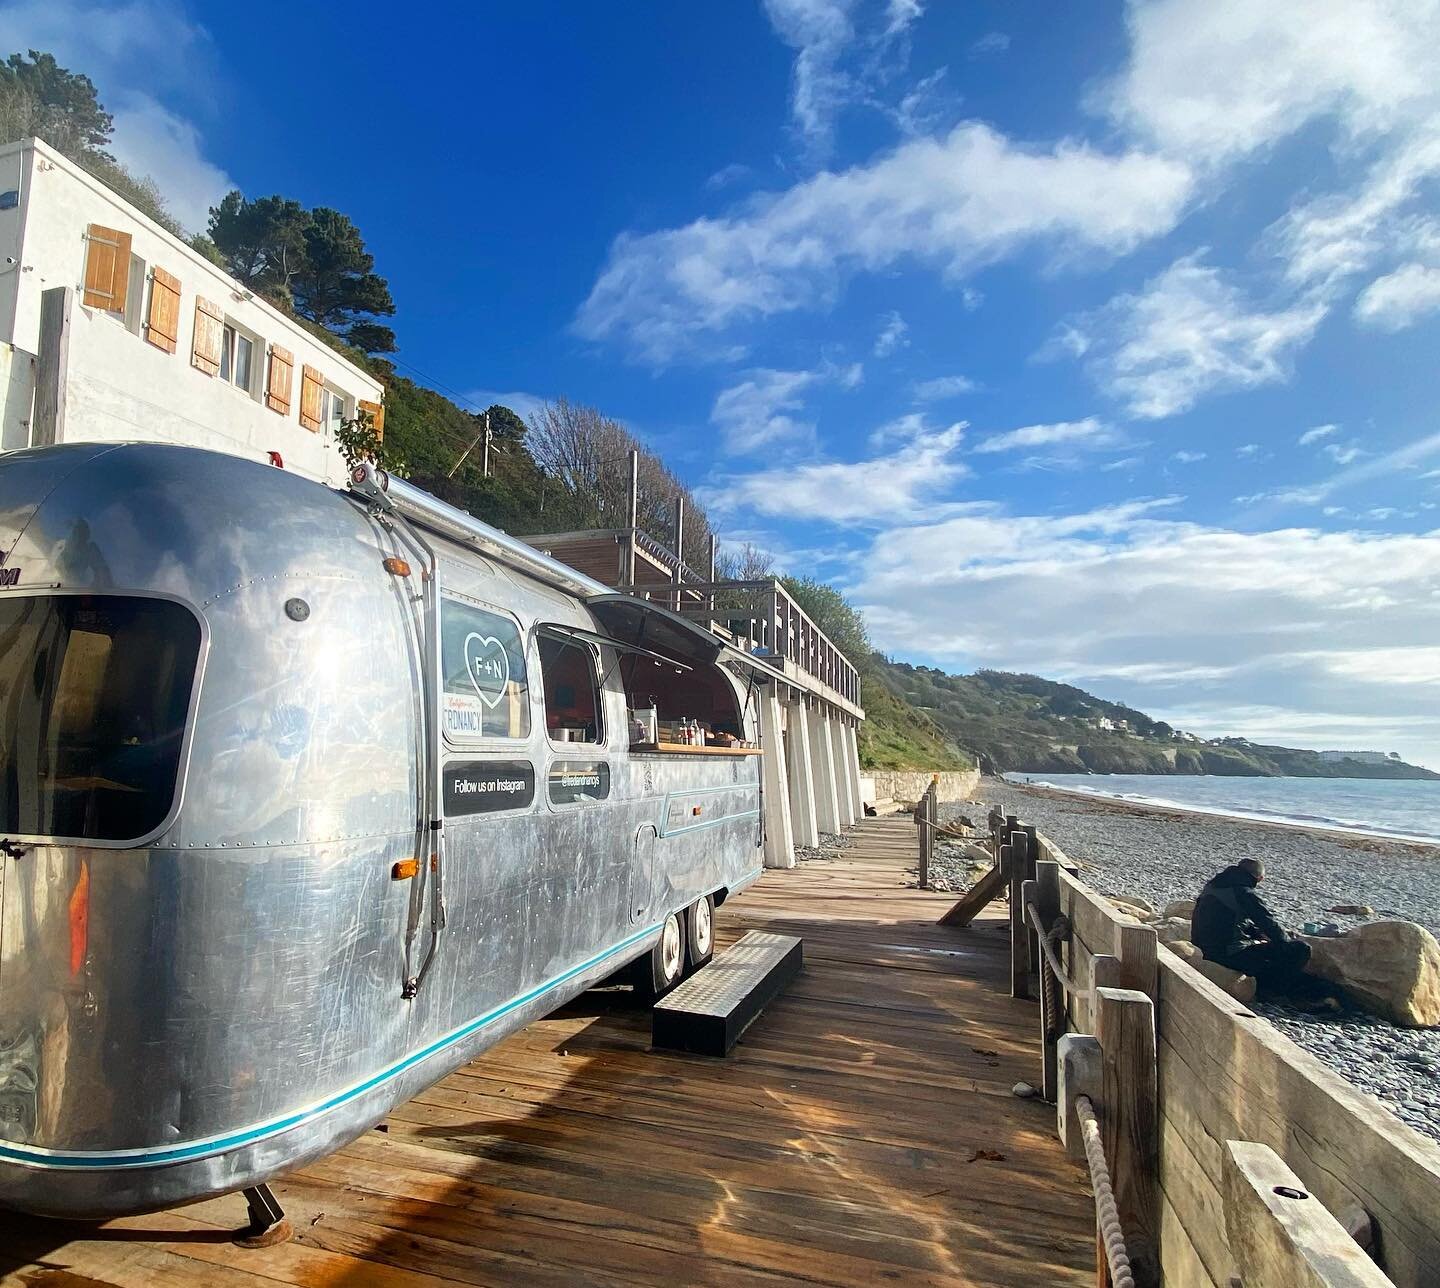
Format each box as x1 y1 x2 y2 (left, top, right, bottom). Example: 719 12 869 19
1 817 1095 1287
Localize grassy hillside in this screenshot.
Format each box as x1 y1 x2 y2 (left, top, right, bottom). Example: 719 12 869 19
857 659 970 771
879 661 1439 781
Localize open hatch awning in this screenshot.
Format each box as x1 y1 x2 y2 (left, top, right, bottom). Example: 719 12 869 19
537 621 691 672
586 594 783 678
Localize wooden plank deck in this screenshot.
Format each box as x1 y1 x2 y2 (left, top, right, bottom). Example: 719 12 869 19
0 817 1095 1287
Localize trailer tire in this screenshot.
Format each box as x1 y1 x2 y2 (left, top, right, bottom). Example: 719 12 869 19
686 894 714 971
636 909 685 1000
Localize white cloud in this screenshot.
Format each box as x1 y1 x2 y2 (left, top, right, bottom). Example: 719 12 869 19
107 93 231 230
1102 0 1440 166
705 162 753 192
873 309 909 356
1171 450 1206 463
1299 424 1340 445
970 32 1010 57
708 361 863 454
1354 262 1440 331
577 123 1193 363
1101 455 1144 472
762 0 862 157
701 417 967 523
1 0 233 233
912 373 977 401
1069 254 1327 418
1236 443 1264 459
973 417 1120 455
467 389 550 425
1323 441 1366 466
852 504 1440 765
709 367 821 454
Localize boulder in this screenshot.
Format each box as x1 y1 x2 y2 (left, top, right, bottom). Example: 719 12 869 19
1326 903 1374 918
1163 898 1196 920
1303 920 1440 1028
1108 894 1156 921
1153 916 1192 945
1164 940 1257 1002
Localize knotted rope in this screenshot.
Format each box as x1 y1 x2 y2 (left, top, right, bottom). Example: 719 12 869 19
1076 1094 1135 1288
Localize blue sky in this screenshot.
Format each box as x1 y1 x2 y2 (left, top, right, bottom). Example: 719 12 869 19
7 0 1440 764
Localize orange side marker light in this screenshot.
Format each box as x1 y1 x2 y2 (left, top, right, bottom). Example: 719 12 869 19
392 858 420 880
383 557 411 577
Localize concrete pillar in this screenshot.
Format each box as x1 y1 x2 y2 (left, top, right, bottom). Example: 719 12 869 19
785 700 819 848
759 691 795 868
809 710 843 835
829 716 855 826
840 726 858 818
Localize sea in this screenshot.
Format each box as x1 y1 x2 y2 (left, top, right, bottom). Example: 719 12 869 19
1001 772 1440 846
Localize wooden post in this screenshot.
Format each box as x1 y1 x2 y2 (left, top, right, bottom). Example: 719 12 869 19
625 449 639 587
1095 987 1159 1287
1024 824 1041 979
1220 1140 1390 1288
672 495 685 612
1116 921 1158 1001
1057 1034 1101 1161
34 286 72 446
1037 860 1062 1100
1009 828 1032 1000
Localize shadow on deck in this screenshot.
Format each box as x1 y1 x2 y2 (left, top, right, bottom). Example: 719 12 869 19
1 817 1094 1287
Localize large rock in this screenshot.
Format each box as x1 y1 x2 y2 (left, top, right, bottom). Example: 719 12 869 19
1163 898 1196 920
1108 894 1156 921
1164 940 1257 1002
1303 921 1440 1028
1153 916 1192 945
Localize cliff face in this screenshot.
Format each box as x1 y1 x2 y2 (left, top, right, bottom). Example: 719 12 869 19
875 659 1440 781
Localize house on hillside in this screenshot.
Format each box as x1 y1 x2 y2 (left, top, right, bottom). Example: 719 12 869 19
0 137 383 484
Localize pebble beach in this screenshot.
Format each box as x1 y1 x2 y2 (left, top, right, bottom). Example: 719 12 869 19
942 778 1440 1144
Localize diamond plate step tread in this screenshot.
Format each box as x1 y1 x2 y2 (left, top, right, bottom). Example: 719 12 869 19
652 930 803 1057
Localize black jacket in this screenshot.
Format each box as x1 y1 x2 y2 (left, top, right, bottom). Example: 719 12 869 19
1191 865 1287 959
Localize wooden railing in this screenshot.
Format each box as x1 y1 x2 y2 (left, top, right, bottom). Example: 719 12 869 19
963 812 1440 1288
612 577 862 708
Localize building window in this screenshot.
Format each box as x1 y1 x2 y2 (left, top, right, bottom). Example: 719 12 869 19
219 324 258 394
538 630 604 745
441 598 531 741
321 387 349 434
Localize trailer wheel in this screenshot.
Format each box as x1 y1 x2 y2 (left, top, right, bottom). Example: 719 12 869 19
636 910 685 1000
686 894 715 971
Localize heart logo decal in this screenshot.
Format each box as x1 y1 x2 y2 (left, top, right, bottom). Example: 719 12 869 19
463 633 510 709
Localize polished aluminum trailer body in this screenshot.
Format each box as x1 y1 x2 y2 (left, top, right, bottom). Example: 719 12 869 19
0 443 763 1218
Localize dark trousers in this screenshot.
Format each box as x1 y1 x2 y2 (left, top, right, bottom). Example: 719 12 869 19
1217 939 1313 995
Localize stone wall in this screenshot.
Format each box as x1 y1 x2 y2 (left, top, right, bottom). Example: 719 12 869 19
865 769 980 804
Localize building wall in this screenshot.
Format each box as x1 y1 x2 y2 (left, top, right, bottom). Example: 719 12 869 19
0 139 382 485
0 343 34 450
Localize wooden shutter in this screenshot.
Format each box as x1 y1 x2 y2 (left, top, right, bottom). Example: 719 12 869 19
358 398 385 442
299 364 324 431
81 224 132 313
145 267 181 354
191 297 224 375
266 345 294 415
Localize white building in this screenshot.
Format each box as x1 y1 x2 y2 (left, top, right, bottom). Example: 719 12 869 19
1318 750 1393 765
0 137 384 484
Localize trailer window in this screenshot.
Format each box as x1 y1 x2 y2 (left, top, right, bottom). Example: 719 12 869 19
537 630 603 745
0 595 201 842
441 598 530 740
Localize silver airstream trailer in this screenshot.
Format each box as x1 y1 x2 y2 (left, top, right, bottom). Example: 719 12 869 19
0 442 766 1223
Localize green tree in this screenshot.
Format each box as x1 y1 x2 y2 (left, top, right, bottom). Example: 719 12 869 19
206 191 309 297
0 51 112 158
291 207 396 352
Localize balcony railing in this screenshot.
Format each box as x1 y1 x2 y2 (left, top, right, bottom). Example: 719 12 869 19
614 578 862 709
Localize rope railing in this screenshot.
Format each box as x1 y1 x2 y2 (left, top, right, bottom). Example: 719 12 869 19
1076 1093 1137 1288
1025 902 1091 998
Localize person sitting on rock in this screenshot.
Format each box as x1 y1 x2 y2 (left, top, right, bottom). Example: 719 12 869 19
1192 858 1332 1007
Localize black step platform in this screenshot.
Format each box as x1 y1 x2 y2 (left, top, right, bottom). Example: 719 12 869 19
652 930 803 1056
